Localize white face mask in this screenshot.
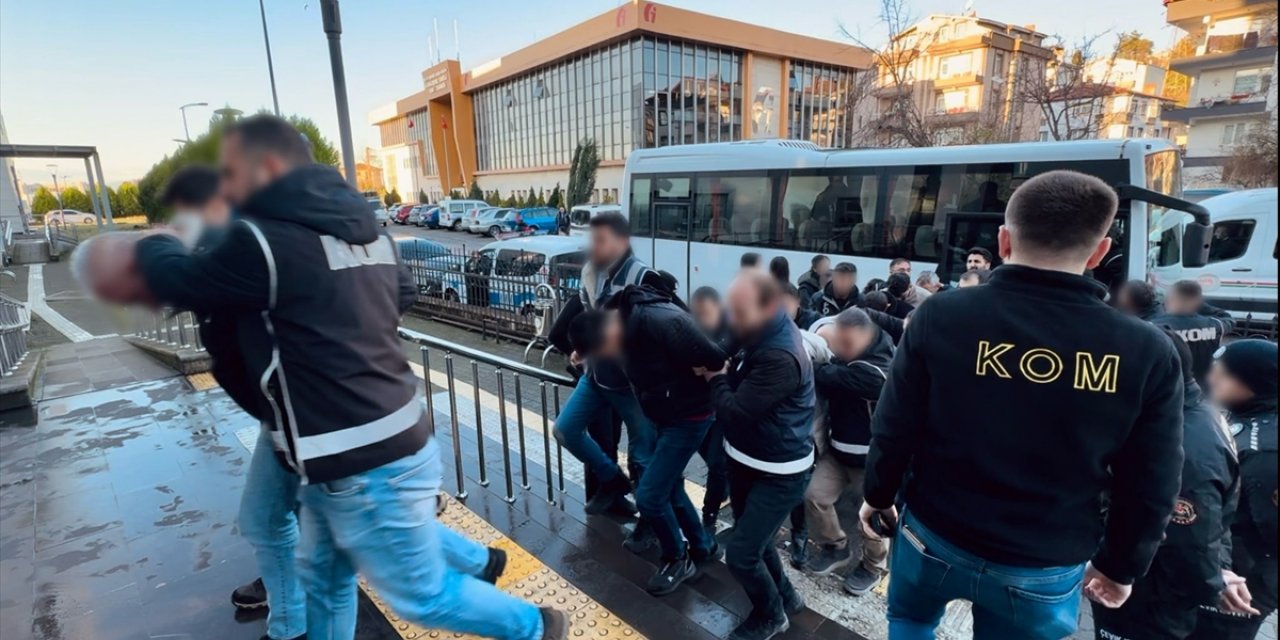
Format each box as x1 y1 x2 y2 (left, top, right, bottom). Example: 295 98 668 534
170 211 205 249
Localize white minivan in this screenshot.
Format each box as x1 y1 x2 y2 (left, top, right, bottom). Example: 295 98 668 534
440 236 586 310
1173 188 1277 324
437 199 490 231
568 203 622 236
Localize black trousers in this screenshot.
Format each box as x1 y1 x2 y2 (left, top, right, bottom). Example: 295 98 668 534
583 408 622 499
1188 604 1275 640
1089 589 1193 640
697 419 729 518
726 459 811 621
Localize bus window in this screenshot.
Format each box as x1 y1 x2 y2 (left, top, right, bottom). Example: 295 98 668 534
777 169 877 254
1145 150 1184 268
653 177 692 240
693 175 771 244
630 177 652 238
879 166 943 260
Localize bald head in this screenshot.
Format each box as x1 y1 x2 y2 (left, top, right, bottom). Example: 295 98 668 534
726 269 782 339
73 232 151 304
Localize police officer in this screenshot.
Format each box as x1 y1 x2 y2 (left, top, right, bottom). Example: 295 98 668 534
1154 280 1234 387
1092 330 1242 640
1192 339 1278 639
861 171 1185 639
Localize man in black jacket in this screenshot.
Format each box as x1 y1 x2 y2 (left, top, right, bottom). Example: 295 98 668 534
701 270 816 640
782 282 822 331
796 254 829 309
691 287 732 531
1093 330 1246 639
1117 279 1161 320
570 285 728 596
1193 339 1278 639
1153 279 1235 387
803 308 893 597
83 116 567 640
810 262 860 316
861 170 1184 639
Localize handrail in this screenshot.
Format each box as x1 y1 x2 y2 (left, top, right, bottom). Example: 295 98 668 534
398 326 574 386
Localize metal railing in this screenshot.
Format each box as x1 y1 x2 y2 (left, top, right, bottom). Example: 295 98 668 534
1228 313 1279 341
131 309 203 350
1 293 31 377
399 326 576 505
1 219 12 265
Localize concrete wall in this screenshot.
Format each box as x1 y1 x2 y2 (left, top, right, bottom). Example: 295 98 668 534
473 165 626 205
0 114 26 233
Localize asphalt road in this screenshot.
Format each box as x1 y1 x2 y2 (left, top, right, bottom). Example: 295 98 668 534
383 220 505 254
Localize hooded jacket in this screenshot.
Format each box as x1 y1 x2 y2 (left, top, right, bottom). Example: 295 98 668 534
137 164 425 484
810 281 861 317
815 325 894 467
796 269 823 308
611 285 728 424
559 248 664 390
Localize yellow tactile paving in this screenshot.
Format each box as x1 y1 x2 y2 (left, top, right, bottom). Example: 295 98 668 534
360 494 646 640
186 372 219 391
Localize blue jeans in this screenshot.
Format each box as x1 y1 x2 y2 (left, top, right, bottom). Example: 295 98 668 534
726 459 810 621
553 375 656 481
297 438 543 640
888 509 1086 640
635 415 715 561
239 428 307 640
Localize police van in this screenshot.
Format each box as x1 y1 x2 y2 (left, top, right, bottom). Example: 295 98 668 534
1168 188 1277 325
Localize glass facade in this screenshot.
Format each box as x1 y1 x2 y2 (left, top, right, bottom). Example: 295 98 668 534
472 36 745 172
787 60 861 148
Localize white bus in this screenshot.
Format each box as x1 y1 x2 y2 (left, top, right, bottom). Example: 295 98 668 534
621 139 1211 300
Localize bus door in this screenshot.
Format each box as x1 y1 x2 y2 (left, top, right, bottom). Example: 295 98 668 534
940 212 1003 285
651 200 692 300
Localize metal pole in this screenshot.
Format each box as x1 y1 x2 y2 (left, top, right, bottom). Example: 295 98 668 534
181 109 191 142
82 157 104 231
470 360 488 486
444 354 467 501
496 370 515 503
320 0 358 187
259 0 281 116
540 381 555 505
92 153 114 228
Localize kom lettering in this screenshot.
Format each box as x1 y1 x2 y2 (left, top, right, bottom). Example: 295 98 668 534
975 341 1120 393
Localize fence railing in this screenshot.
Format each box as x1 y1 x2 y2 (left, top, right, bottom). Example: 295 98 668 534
1 219 12 265
1228 313 1279 341
131 309 203 350
1 293 31 377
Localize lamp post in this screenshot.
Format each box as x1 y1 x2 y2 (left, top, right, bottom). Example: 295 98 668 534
320 0 358 187
258 0 281 116
45 164 63 214
179 102 209 142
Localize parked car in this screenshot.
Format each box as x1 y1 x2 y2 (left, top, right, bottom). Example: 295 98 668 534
373 207 390 226
44 209 96 226
437 199 490 231
469 208 514 235
392 204 415 224
405 205 427 227
462 206 497 233
568 204 622 236
436 236 586 309
490 207 558 237
394 236 464 298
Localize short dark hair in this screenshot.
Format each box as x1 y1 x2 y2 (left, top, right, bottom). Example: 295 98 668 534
568 310 610 357
810 254 829 269
769 256 790 282
1170 279 1203 300
226 114 314 166
1120 279 1156 309
741 252 762 268
834 307 873 329
589 211 630 237
862 278 886 294
960 268 992 284
966 247 994 264
161 165 220 208
889 257 911 270
832 262 856 275
886 272 911 297
691 286 720 305
1005 170 1118 257
864 290 890 310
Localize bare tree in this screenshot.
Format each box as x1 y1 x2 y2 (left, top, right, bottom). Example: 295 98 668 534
841 0 941 147
1016 32 1118 141
1223 121 1279 187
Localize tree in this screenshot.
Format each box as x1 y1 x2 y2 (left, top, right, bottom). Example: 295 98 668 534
418 188 429 203
503 192 518 208
536 188 546 207
522 186 537 208
1159 35 1198 106
1016 33 1117 141
385 189 402 206
117 182 141 216
31 186 58 216
843 0 938 148
105 186 121 216
1115 31 1155 63
60 187 93 212
547 183 563 209
1223 121 1278 188
468 180 484 201
566 139 601 206
287 115 340 167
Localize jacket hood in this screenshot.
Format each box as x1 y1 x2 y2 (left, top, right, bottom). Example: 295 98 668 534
611 283 673 315
242 164 378 244
857 325 895 368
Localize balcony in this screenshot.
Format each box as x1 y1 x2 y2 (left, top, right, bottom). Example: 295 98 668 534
1170 44 1278 75
1162 98 1269 123
926 106 982 124
873 80 914 98
934 72 984 89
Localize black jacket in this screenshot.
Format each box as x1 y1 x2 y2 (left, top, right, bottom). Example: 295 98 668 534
864 265 1184 583
863 307 905 344
1227 398 1279 610
711 311 816 474
613 285 727 424
138 165 426 484
884 295 914 320
797 270 823 309
810 282 861 317
815 326 893 467
189 225 262 421
1152 311 1233 387
793 306 823 332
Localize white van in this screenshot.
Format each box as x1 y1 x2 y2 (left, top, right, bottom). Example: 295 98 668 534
441 236 587 309
568 204 622 236
1172 188 1277 324
436 199 490 231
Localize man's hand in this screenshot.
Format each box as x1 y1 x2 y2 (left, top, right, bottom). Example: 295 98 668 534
858 501 898 540
1083 563 1132 609
80 232 151 305
569 351 583 367
694 363 728 381
1219 570 1260 616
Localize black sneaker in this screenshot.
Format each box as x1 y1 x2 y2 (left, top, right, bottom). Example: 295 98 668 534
481 547 507 584
781 588 806 616
622 520 657 554
701 511 718 535
584 473 632 515
691 540 724 570
842 564 883 596
539 608 569 640
606 492 638 517
232 578 267 610
645 555 696 596
259 635 305 640
728 613 790 640
787 530 808 569
804 543 851 576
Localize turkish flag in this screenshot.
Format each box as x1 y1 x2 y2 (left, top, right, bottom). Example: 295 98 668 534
441 117 448 130
407 119 414 128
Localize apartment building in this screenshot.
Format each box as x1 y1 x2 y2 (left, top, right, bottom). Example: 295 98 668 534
1163 0 1278 186
1037 58 1185 142
870 14 1053 146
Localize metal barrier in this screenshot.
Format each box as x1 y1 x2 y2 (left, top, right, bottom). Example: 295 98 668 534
1 293 31 377
131 309 203 351
398 326 575 505
1227 313 1279 341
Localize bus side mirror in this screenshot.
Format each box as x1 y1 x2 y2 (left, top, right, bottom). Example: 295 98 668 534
1183 222 1213 268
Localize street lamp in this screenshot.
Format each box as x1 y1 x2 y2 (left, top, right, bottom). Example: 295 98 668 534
320 0 358 187
45 163 63 214
178 102 209 142
259 0 281 116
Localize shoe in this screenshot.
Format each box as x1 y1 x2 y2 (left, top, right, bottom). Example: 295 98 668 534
842 564 883 596
645 555 696 596
691 540 724 570
804 543 852 576
584 472 632 515
701 511 718 534
606 492 638 518
728 613 790 640
787 530 808 569
481 547 507 584
781 589 806 616
232 578 267 610
539 607 569 640
622 520 657 554
259 635 306 640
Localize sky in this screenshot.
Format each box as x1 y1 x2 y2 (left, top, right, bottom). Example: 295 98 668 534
0 0 1181 186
